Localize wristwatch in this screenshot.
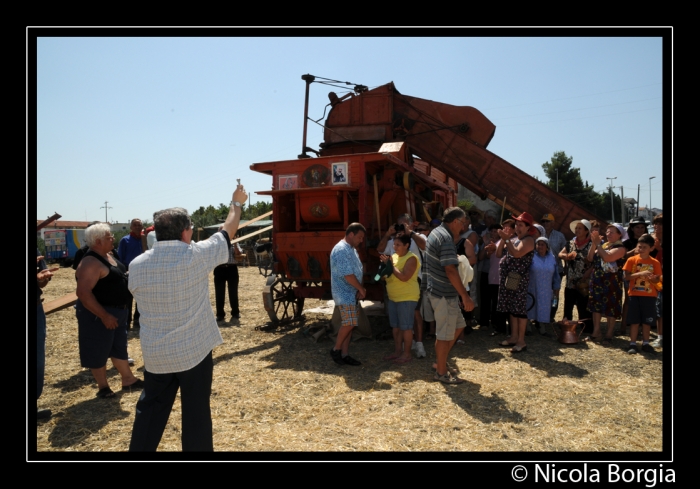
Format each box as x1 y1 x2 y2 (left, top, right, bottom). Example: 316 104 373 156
233 201 241 207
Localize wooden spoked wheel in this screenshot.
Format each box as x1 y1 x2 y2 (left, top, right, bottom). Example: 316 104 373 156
263 275 305 324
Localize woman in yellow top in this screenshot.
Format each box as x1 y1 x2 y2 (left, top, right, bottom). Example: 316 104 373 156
380 234 420 364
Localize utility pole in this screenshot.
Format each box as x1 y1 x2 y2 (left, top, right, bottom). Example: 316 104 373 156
100 201 112 223
649 176 656 218
636 184 641 217
620 186 625 224
606 177 617 223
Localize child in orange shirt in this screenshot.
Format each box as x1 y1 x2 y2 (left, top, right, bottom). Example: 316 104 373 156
622 234 662 354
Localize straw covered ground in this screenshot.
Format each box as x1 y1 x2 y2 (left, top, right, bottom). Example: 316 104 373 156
35 264 663 454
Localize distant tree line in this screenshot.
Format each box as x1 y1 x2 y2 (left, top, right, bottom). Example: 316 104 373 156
190 200 272 230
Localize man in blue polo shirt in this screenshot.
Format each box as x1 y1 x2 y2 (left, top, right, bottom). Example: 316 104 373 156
330 223 367 367
118 218 144 329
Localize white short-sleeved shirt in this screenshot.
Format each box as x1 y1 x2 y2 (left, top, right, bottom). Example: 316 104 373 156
128 233 229 373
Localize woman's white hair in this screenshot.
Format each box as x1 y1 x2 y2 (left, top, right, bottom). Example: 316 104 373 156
85 222 111 247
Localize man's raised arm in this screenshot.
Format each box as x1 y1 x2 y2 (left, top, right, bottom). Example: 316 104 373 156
221 184 249 239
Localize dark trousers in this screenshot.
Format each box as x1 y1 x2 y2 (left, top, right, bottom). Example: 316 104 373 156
37 304 46 400
130 351 214 452
127 297 140 327
484 283 508 333
214 264 239 317
563 287 593 332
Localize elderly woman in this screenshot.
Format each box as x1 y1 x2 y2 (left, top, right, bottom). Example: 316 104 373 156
558 219 593 333
75 223 144 398
496 212 536 353
527 237 561 335
380 233 420 364
586 223 627 343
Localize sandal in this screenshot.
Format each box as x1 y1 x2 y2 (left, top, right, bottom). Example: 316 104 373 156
122 379 145 391
433 372 465 384
393 357 413 365
498 340 516 347
432 363 460 375
511 345 527 354
97 387 115 399
600 337 613 346
581 336 601 343
383 353 401 361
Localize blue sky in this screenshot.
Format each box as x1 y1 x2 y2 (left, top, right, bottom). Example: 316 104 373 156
35 33 666 224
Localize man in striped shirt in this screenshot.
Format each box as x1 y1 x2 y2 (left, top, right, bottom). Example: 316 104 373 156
425 207 474 384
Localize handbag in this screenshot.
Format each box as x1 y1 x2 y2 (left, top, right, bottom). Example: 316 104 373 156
505 271 522 291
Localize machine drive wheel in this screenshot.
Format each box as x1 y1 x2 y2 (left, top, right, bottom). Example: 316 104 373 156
263 275 305 324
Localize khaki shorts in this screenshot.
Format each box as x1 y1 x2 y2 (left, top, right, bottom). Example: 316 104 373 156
429 295 466 341
421 291 435 322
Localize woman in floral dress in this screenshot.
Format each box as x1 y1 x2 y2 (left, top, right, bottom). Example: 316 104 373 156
558 219 593 332
496 212 536 353
586 223 627 344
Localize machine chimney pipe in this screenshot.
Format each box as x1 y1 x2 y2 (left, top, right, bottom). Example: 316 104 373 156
298 74 315 159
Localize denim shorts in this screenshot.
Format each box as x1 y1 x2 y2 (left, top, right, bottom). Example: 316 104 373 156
387 299 417 331
76 300 129 368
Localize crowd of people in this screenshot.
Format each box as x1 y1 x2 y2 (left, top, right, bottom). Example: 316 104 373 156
329 207 664 383
36 186 663 447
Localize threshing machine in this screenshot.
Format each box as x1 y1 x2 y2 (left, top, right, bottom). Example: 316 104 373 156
251 75 605 325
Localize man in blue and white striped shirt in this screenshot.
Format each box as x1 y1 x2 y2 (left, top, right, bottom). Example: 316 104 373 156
425 207 474 384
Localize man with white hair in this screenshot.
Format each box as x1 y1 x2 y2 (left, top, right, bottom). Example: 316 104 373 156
128 184 247 452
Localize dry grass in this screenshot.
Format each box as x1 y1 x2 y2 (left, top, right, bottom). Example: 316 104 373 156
34 265 663 455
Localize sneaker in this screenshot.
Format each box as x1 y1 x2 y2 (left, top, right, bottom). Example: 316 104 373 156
216 316 225 322
330 349 344 365
641 343 656 354
626 346 638 354
342 355 362 366
37 408 52 420
650 338 663 348
415 342 426 358
128 357 135 366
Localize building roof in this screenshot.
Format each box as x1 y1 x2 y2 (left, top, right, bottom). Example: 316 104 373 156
37 220 92 229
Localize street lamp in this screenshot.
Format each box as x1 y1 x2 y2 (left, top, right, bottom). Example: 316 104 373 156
606 177 617 222
649 176 656 219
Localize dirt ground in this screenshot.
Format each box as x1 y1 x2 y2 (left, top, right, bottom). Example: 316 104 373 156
34 263 665 456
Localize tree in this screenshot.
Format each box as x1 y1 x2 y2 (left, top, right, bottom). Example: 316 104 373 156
542 151 622 221
542 151 592 197
242 201 272 220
